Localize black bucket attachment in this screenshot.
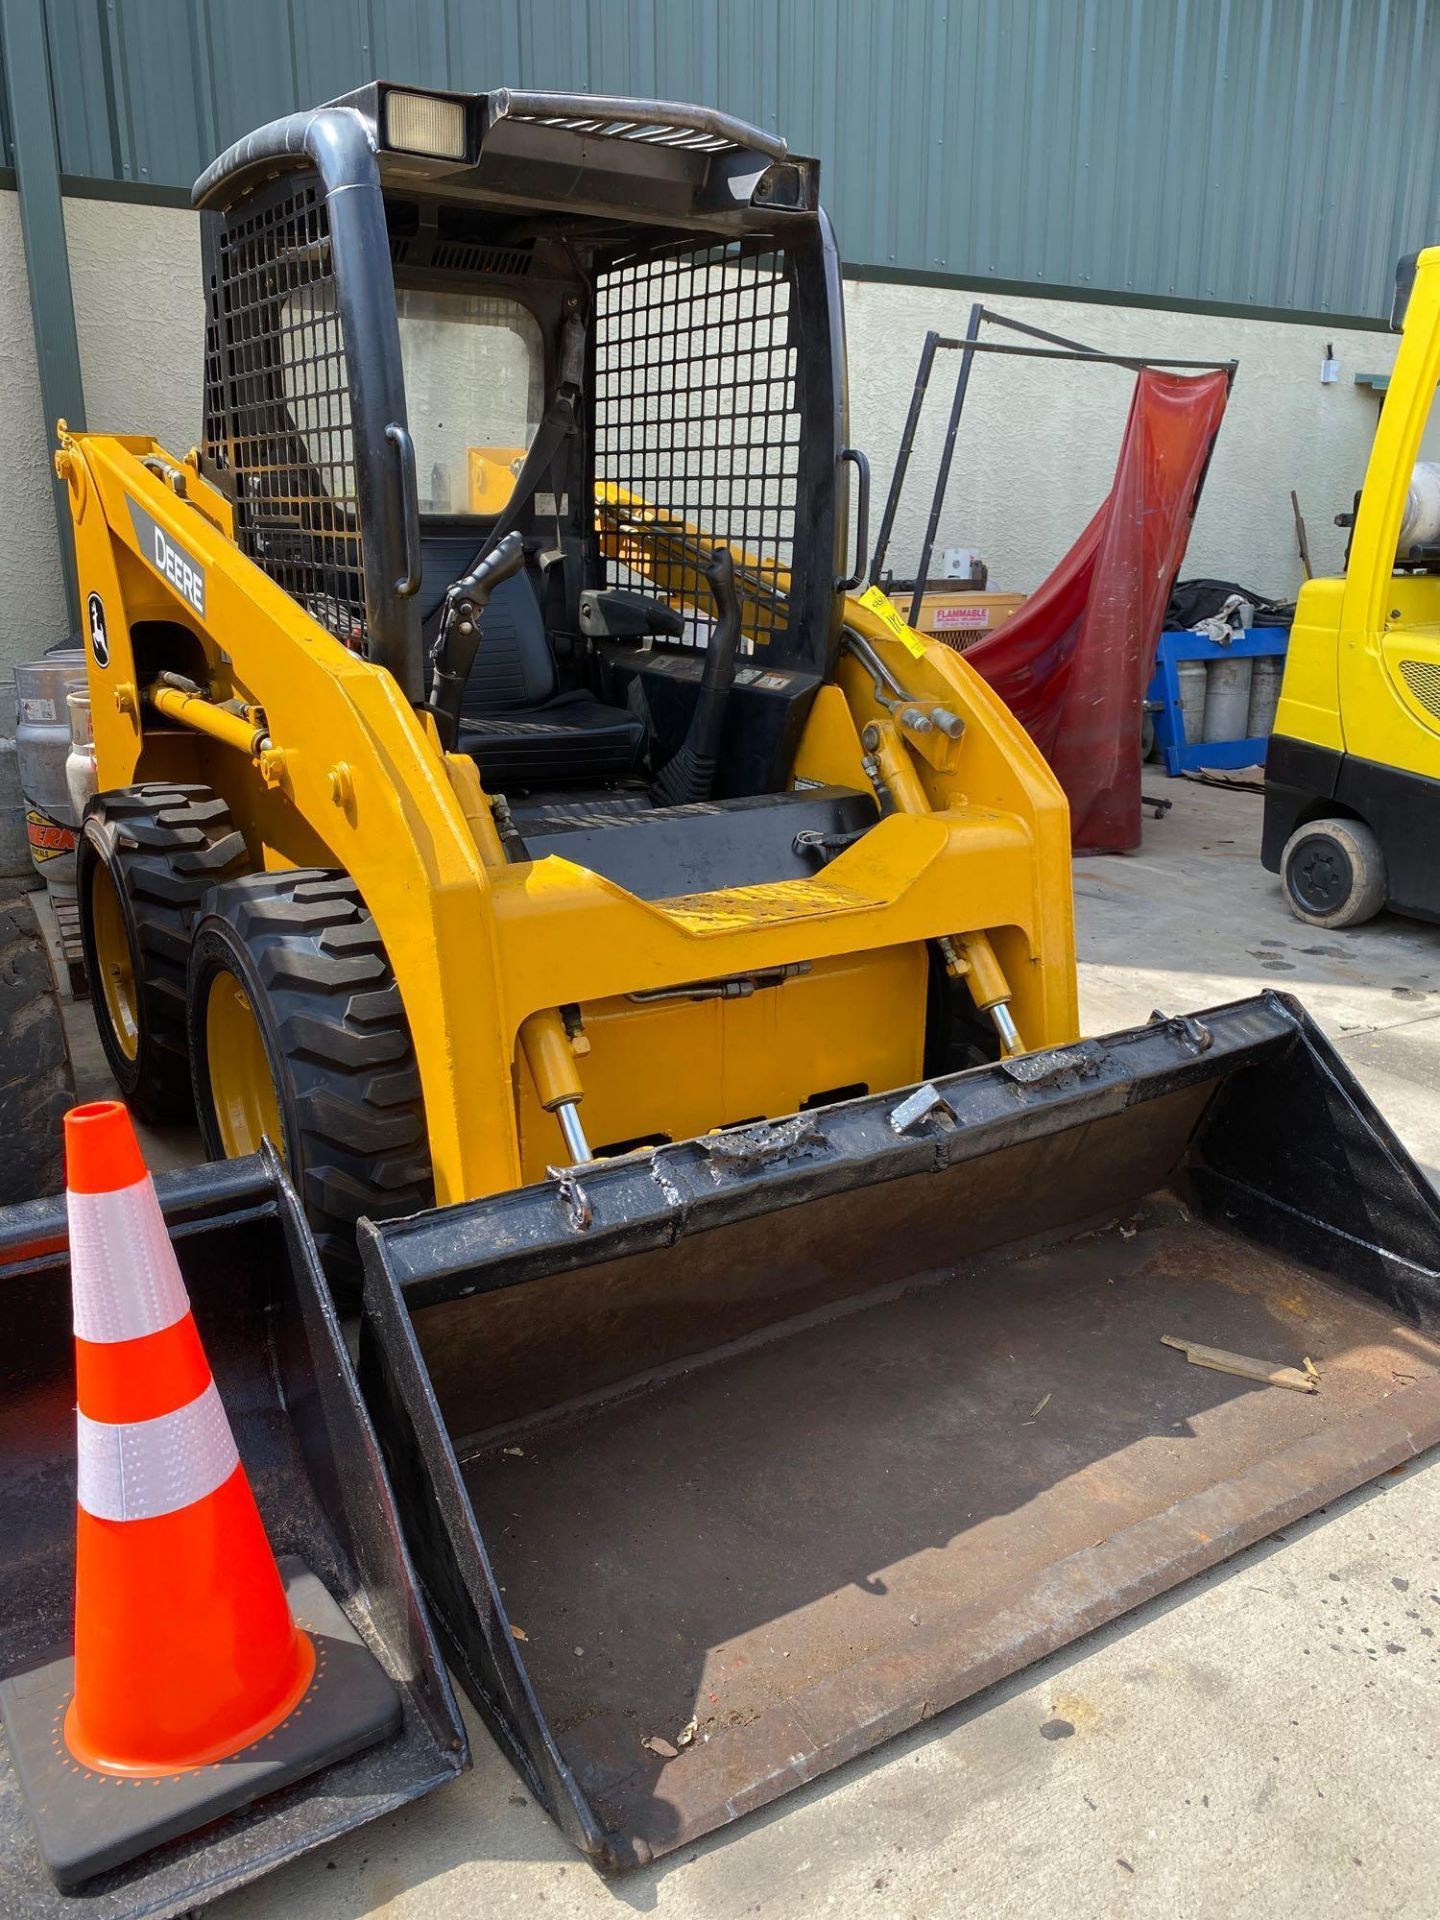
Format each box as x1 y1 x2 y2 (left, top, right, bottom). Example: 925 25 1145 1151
0 1148 466 1920
361 992 1440 1869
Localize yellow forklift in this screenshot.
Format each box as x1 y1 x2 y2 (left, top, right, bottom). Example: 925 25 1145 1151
1265 248 1440 925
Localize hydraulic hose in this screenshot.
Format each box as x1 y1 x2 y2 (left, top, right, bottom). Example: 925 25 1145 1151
650 547 742 808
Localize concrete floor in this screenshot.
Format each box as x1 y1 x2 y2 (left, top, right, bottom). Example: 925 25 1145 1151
1074 779 1440 1181
72 778 1440 1919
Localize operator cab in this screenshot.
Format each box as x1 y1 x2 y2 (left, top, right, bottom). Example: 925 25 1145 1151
193 83 874 898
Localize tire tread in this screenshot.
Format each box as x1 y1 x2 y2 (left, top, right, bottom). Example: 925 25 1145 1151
0 889 72 1199
79 784 248 1119
190 871 432 1293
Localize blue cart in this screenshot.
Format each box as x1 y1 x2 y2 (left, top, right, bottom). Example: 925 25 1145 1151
1146 626 1290 775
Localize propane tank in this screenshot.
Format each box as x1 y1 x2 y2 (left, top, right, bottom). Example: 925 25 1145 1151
65 689 97 831
1396 463 1440 561
14 649 88 977
1202 656 1254 744
1246 656 1285 740
1176 661 1208 744
15 652 86 890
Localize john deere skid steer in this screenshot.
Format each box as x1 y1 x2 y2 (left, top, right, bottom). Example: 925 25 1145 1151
38 84 1440 1870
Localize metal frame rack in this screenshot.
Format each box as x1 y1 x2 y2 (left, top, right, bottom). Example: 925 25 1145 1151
868 306 1237 627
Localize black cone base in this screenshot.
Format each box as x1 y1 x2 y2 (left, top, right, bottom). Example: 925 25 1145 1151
0 1558 401 1890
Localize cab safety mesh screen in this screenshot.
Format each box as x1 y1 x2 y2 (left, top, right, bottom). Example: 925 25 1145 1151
202 179 365 641
594 239 799 649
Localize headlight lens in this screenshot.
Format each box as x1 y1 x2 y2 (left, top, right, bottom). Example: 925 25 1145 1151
384 92 467 161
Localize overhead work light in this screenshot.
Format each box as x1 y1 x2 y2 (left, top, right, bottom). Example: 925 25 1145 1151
383 90 468 161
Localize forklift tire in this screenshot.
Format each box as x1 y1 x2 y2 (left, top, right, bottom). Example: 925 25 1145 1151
1280 817 1387 929
0 889 74 1200
186 871 432 1297
78 785 249 1122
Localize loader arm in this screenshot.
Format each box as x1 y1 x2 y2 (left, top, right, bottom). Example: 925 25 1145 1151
66 426 1076 1198
62 428 516 1203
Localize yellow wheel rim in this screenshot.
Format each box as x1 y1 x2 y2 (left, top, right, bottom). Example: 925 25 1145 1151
90 864 139 1063
205 970 283 1158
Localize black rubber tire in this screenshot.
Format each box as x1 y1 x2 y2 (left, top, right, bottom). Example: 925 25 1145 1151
0 889 74 1201
78 785 249 1121
1281 816 1387 929
187 871 432 1298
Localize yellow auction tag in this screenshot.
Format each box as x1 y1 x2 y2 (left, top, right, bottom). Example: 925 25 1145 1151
858 583 928 659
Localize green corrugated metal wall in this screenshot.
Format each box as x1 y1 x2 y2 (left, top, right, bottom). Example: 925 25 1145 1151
12 0 1440 322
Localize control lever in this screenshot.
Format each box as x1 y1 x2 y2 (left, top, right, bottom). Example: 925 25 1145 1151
427 531 527 750
650 547 743 807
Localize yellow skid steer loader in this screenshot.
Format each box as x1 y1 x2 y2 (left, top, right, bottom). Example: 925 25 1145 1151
33 83 1440 1872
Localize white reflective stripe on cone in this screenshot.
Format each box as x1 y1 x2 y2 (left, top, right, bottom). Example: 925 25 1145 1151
76 1379 240 1522
68 1176 191 1344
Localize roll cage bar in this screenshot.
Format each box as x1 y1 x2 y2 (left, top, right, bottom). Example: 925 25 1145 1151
192 83 839 700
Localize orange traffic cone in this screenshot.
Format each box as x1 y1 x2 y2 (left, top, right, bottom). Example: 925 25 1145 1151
64 1099 313 1772
0 1100 401 1890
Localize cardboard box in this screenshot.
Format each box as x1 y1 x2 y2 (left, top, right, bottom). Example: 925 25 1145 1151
908 591 1026 646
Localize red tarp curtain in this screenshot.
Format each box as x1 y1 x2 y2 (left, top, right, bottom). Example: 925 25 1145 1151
964 369 1231 853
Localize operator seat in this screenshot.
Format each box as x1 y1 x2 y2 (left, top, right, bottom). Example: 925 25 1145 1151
421 549 644 789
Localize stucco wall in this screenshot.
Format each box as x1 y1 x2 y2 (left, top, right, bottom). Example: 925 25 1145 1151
843 280 1398 601
0 194 202 872
62 196 205 451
